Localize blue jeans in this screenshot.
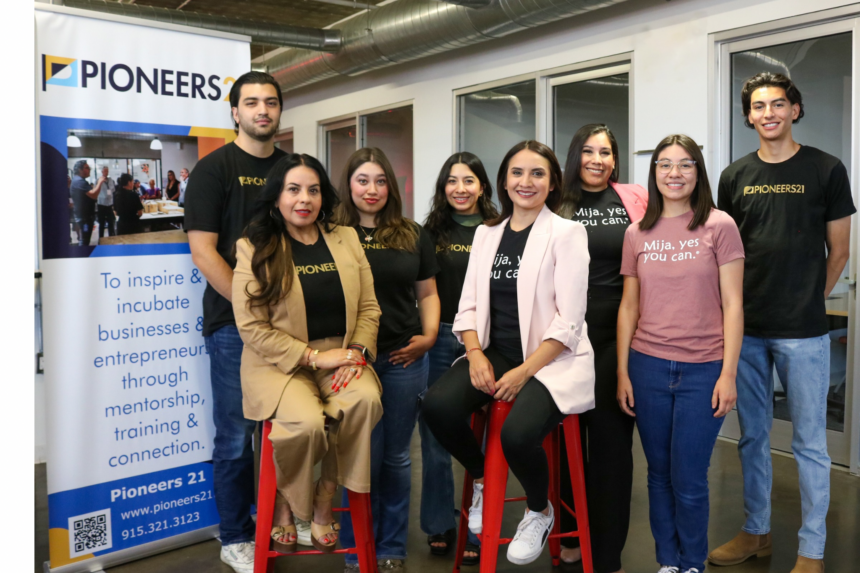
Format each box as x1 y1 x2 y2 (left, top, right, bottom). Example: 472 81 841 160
629 349 724 572
419 324 480 546
204 325 257 546
736 334 830 559
341 344 429 562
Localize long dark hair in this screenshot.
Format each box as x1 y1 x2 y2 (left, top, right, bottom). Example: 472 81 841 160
424 152 499 250
242 154 339 308
638 134 714 231
487 140 563 227
333 147 419 252
557 124 619 219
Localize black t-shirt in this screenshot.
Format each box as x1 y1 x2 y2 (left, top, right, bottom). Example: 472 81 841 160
432 217 482 324
358 223 440 355
291 233 347 342
571 187 629 291
114 188 144 234
718 146 856 338
489 221 533 363
184 142 287 336
71 176 96 220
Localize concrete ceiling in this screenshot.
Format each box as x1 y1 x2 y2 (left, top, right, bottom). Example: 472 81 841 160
119 0 388 59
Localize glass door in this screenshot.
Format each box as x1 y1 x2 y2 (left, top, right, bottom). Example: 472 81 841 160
718 20 859 467
360 106 415 218
323 119 357 189
550 64 631 183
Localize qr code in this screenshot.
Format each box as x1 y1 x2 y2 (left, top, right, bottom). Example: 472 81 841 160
68 509 113 558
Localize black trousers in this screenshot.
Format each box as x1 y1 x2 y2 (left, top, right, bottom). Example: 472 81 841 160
75 217 94 247
97 205 116 237
422 345 565 512
560 295 634 573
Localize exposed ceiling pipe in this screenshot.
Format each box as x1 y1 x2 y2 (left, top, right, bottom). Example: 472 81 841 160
433 0 494 7
62 0 343 52
260 0 629 92
465 92 523 122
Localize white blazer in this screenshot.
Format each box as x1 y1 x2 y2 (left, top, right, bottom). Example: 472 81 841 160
453 205 595 415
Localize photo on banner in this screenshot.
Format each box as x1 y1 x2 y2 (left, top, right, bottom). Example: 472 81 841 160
36 5 248 571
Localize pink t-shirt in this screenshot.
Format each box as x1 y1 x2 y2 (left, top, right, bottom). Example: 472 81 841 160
620 209 744 363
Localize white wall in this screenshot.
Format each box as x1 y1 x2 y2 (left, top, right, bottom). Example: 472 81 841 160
279 0 856 225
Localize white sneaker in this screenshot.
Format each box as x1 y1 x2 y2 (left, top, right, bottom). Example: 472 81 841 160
506 504 554 565
681 569 700 573
657 567 680 573
220 541 255 573
468 482 483 535
295 517 312 546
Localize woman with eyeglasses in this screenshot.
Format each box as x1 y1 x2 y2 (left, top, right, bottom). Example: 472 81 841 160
421 152 498 564
616 134 744 573
554 124 647 573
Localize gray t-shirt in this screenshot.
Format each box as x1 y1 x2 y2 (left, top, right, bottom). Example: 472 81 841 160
97 177 115 207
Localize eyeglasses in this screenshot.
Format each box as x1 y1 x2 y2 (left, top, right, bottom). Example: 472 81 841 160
655 160 697 174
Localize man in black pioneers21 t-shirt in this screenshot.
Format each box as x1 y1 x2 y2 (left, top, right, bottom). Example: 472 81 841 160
185 72 286 573
710 72 854 573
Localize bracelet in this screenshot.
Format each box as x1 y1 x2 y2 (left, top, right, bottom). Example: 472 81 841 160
465 347 482 357
311 349 320 371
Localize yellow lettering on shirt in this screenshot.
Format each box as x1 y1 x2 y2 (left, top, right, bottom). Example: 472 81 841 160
743 184 805 196
436 244 472 253
361 242 388 250
296 262 338 275
237 176 267 186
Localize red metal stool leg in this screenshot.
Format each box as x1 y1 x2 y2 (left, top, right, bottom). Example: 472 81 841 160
544 425 562 566
479 401 513 573
563 415 593 573
254 420 277 573
347 490 378 573
453 409 487 573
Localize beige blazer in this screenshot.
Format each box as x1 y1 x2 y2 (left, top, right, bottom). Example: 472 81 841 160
232 224 382 421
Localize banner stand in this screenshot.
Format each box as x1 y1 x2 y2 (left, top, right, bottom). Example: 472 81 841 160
43 525 219 573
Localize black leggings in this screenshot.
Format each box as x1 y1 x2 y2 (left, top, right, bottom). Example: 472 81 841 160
560 296 635 573
422 345 565 512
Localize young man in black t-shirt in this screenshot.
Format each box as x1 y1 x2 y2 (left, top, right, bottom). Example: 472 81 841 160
710 73 854 573
185 71 287 573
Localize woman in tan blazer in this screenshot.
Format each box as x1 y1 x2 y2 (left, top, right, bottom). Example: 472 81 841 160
232 154 382 554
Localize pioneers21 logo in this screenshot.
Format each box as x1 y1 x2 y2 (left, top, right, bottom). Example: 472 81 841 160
41 54 233 101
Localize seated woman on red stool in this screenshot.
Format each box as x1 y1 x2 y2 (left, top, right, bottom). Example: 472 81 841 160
422 140 595 566
232 154 383 556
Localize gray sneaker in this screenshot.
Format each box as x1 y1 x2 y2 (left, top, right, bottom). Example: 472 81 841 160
295 517 312 546
220 541 255 573
344 563 361 573
378 559 405 571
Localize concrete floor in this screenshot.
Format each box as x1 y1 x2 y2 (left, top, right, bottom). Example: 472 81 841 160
35 432 860 573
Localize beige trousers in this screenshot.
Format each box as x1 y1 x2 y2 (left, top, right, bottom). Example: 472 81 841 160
269 336 382 522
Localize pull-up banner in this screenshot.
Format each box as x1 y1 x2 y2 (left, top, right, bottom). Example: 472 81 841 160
36 6 248 571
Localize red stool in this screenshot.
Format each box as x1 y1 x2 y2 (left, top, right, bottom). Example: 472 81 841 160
453 400 593 573
254 420 379 573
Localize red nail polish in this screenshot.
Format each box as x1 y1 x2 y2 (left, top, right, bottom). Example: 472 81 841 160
332 375 335 380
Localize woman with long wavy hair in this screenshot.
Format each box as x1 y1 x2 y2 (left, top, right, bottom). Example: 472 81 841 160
232 153 382 556
335 147 440 573
420 152 497 564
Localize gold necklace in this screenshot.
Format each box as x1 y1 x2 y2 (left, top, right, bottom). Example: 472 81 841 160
358 224 376 242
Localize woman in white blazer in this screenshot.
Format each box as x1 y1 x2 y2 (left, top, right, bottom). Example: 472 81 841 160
422 140 595 566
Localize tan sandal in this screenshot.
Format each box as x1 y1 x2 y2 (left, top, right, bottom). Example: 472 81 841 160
311 479 339 553
271 524 297 554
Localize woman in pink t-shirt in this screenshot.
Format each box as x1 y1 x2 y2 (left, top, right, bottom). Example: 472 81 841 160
617 134 744 573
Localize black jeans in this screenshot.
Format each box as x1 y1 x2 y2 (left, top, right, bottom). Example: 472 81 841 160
560 294 635 573
422 345 565 512
75 217 94 247
97 205 116 237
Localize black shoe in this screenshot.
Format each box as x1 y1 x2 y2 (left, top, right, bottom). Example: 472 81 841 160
427 528 456 556
462 542 480 566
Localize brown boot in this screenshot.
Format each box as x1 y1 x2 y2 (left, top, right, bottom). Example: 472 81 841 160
708 531 772 566
790 556 824 573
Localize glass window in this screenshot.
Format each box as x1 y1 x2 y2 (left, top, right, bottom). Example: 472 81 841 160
361 106 414 218
275 131 294 154
459 80 537 200
325 124 357 188
553 72 629 183
731 32 853 433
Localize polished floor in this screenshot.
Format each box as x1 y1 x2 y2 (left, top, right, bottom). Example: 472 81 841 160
35 432 860 573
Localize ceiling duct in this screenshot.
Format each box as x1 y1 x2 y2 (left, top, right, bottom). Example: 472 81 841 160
62 0 343 52
435 0 495 7
262 0 628 92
